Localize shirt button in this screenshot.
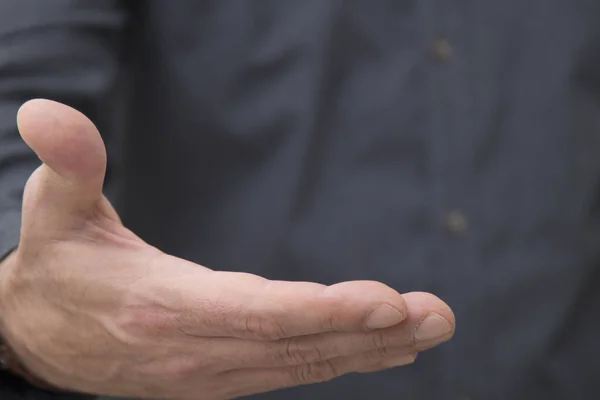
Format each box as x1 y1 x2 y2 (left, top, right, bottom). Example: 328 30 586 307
432 38 452 61
445 210 468 234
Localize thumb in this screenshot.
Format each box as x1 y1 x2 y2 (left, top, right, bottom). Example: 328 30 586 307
18 99 108 235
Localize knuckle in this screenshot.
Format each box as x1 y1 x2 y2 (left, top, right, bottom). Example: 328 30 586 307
370 329 388 350
279 337 324 365
292 360 338 384
320 313 336 332
374 346 390 358
354 347 387 368
242 312 287 341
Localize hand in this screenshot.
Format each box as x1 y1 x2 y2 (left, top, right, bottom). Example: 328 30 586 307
0 99 455 400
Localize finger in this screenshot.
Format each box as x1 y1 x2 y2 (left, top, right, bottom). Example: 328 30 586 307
217 347 418 399
170 271 410 340
355 351 418 373
259 291 453 366
207 292 454 369
400 291 456 347
17 99 108 235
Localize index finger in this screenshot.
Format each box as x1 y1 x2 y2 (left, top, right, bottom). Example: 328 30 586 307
154 267 409 340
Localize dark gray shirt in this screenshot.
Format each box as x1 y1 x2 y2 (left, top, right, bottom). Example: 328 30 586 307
1 1 599 399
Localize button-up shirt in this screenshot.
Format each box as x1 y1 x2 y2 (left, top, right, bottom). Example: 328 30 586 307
1 1 599 399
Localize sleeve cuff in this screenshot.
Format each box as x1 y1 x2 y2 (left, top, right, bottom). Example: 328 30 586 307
0 370 94 400
0 211 21 262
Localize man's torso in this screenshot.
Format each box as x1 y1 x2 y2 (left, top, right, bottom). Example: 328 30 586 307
104 1 600 398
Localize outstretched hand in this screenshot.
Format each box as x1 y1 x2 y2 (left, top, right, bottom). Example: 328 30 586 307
0 99 455 399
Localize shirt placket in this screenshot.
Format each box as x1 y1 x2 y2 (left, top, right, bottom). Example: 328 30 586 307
424 0 482 399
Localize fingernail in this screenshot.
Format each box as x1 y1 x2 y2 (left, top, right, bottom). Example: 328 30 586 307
365 304 405 330
414 313 453 342
383 354 417 368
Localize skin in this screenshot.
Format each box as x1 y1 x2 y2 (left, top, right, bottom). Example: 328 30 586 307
0 99 455 400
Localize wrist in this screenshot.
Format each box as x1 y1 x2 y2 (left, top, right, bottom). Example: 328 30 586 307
0 250 75 394
0 249 16 331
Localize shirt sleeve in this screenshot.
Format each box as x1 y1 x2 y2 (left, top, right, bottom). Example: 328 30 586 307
0 0 130 397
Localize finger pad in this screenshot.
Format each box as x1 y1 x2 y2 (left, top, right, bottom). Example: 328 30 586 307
402 292 456 328
17 99 106 181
